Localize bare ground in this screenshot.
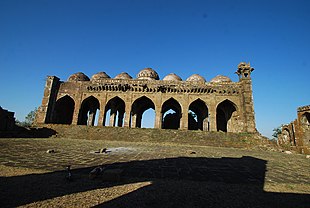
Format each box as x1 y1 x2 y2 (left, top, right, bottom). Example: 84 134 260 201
0 137 309 208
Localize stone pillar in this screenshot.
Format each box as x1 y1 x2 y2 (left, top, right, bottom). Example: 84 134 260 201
131 114 137 128
124 105 131 127
180 112 188 130
88 110 96 126
72 102 81 125
180 100 189 130
98 97 106 126
117 112 124 127
136 113 142 128
155 108 162 129
109 109 117 127
209 106 217 132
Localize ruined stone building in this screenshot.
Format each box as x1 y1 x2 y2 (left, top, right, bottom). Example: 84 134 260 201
278 105 310 154
0 106 15 131
35 62 256 133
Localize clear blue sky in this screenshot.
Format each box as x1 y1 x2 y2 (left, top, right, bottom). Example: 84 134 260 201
0 0 309 138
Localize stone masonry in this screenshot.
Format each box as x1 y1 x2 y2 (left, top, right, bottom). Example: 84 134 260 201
278 105 310 154
35 62 256 133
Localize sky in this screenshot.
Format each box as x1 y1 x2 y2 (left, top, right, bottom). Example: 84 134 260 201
0 0 309 138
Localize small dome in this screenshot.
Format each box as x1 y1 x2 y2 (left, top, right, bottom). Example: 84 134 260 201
186 74 206 82
137 68 159 80
115 72 132 79
68 72 90 82
163 73 182 81
210 75 232 83
91 72 111 80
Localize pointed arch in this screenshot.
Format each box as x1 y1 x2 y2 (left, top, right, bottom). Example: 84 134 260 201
53 95 75 124
301 112 310 125
78 96 100 126
216 99 237 132
162 97 182 129
131 96 155 128
188 99 209 130
104 96 125 127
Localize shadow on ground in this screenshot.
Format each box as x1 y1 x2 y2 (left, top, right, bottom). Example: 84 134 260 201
0 126 56 138
0 156 309 208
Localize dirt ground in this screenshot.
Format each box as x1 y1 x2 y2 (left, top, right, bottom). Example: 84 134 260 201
0 137 309 208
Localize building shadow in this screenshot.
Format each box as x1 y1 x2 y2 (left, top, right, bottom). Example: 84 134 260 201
0 156 309 208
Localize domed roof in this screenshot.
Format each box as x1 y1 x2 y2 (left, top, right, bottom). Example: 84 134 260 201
186 74 206 82
210 75 232 83
91 72 111 80
137 68 159 80
163 73 182 81
68 72 90 82
115 72 132 79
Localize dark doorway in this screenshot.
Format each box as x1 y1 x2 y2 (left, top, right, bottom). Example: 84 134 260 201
216 100 237 132
53 95 75 124
188 99 209 130
162 98 182 129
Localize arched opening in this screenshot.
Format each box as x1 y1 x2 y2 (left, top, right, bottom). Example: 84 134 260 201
78 96 100 126
162 98 182 129
216 100 237 132
53 95 75 124
282 128 292 145
104 96 125 127
131 96 155 128
188 99 209 131
301 112 310 125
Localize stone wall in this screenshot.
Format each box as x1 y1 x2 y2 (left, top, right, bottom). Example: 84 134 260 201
0 106 15 131
278 105 310 154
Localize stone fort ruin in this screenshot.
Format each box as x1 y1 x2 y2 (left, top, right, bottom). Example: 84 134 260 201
278 105 310 154
35 62 256 133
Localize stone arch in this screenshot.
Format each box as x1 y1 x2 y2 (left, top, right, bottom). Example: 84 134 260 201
301 112 310 125
216 99 238 132
53 95 75 124
131 96 155 128
282 128 292 145
162 98 182 129
78 96 100 126
104 96 125 127
188 99 209 131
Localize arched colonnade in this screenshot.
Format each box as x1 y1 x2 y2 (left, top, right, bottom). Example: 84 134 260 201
52 95 239 132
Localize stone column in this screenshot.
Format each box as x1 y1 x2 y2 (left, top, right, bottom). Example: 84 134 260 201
98 97 106 126
131 114 137 128
117 112 124 127
209 107 217 132
180 112 188 130
155 108 162 129
124 105 131 127
72 101 81 125
109 109 117 127
87 110 96 126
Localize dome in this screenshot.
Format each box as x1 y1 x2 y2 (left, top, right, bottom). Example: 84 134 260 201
210 75 232 83
68 72 90 82
137 68 159 80
91 72 111 80
163 73 182 81
186 74 206 82
115 72 133 79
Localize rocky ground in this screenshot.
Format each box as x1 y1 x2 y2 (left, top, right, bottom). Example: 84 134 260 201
0 136 309 208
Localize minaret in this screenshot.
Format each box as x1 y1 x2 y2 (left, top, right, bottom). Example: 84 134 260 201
236 62 256 133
